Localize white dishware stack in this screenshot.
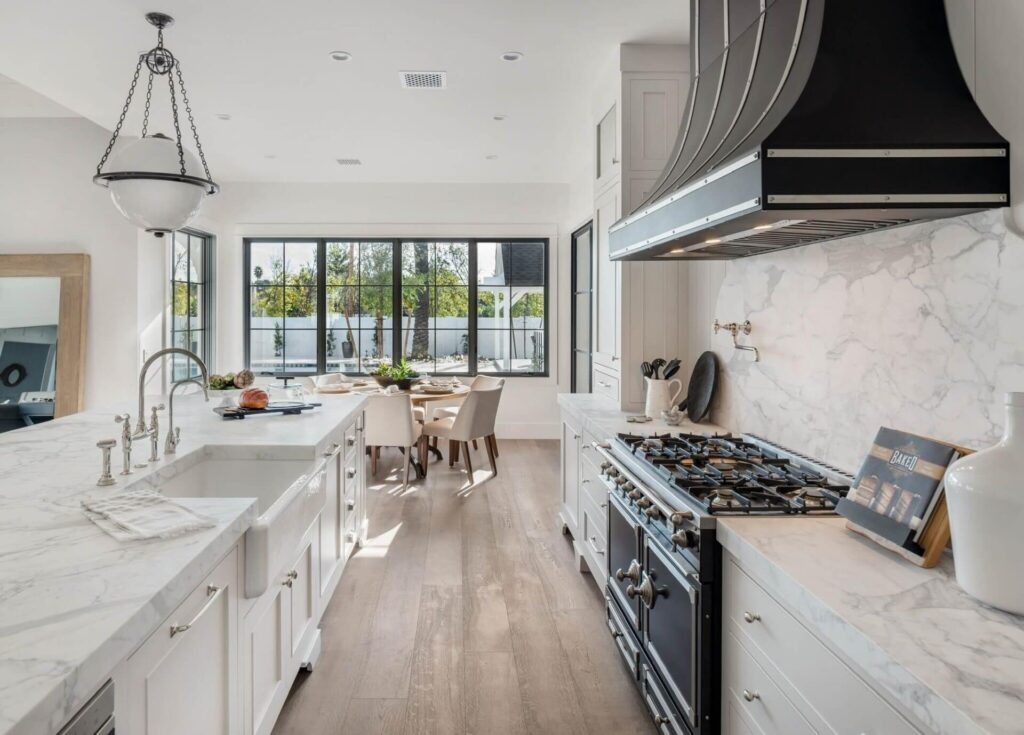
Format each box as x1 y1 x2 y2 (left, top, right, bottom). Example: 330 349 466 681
644 376 683 419
945 392 1024 614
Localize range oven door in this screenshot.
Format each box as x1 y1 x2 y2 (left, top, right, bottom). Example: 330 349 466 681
607 492 643 631
641 532 702 729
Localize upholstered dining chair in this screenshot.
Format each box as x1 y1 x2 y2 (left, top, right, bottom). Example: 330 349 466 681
421 385 503 483
428 375 504 455
363 392 423 491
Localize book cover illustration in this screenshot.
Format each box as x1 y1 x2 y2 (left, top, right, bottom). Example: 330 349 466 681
837 427 960 551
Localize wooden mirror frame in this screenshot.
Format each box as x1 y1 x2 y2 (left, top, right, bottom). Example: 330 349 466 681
0 254 89 417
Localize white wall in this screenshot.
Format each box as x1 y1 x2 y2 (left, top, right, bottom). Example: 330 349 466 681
0 117 141 409
204 181 570 437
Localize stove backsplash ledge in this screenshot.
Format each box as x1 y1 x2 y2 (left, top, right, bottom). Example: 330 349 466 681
695 208 1024 472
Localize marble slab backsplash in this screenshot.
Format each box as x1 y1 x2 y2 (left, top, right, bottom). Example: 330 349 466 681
709 208 1024 472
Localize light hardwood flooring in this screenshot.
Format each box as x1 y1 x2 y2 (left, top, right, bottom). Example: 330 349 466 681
272 439 655 734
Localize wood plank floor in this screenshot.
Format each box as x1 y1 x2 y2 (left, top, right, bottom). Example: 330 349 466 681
273 439 654 734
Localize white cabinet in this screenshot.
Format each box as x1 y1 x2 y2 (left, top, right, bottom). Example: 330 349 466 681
559 414 582 537
593 185 622 376
319 410 366 605
123 548 240 735
596 103 621 193
319 442 343 600
287 521 318 663
722 553 923 735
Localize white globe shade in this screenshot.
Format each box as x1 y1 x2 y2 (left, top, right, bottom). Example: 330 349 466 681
106 135 207 235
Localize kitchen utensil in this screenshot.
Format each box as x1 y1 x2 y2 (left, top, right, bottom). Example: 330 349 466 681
644 377 684 419
663 358 681 380
677 351 718 422
641 361 652 379
651 358 666 379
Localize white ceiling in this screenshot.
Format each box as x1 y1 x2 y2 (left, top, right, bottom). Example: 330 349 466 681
0 0 688 184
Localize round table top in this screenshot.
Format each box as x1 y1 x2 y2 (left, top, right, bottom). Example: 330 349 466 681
318 381 470 404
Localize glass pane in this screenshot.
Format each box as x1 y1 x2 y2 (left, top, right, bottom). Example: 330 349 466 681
359 286 393 323
403 329 434 375
574 293 590 351
402 242 433 284
510 289 544 328
171 331 190 382
434 331 469 373
476 242 506 286
477 329 510 373
574 230 592 290
510 241 545 285
250 330 283 374
189 236 204 283
188 283 202 331
284 242 318 283
512 330 544 373
284 287 317 328
575 351 591 392
401 285 432 322
435 287 468 320
188 329 203 361
250 242 283 285
477 288 508 329
327 286 357 329
173 234 189 280
359 329 393 373
326 241 358 285
435 242 469 284
360 242 393 285
250 286 283 321
326 328 359 374
172 282 189 330
283 330 317 373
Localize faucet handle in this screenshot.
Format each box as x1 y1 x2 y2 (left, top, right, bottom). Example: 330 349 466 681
96 439 117 487
149 403 165 428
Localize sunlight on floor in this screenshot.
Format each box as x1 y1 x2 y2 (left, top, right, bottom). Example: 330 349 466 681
355 521 403 558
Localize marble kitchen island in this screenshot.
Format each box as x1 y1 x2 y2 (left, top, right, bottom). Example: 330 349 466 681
0 392 367 735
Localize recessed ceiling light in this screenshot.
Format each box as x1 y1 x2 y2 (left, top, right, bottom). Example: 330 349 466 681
336 158 362 166
485 154 498 160
493 114 507 121
501 51 524 62
329 50 352 62
215 113 231 121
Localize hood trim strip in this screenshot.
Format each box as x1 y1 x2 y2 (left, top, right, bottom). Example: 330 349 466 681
767 193 1008 204
628 197 762 253
767 148 1007 158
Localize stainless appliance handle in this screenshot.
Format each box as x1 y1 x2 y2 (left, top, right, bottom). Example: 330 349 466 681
170 584 223 637
594 444 677 522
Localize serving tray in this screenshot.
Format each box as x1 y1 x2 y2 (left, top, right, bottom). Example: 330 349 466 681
214 402 322 420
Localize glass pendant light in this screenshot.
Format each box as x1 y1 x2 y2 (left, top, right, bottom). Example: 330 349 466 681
93 12 219 237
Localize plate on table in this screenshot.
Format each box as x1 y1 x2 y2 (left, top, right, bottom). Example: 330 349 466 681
418 383 456 394
317 384 352 394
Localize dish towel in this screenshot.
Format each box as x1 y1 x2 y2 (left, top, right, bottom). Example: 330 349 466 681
82 488 216 541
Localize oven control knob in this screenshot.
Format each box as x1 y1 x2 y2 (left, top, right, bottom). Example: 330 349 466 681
636 497 652 509
628 490 642 501
622 481 635 492
615 476 629 486
671 531 698 549
600 461 611 471
615 560 642 584
644 506 661 520
669 510 694 526
606 467 620 478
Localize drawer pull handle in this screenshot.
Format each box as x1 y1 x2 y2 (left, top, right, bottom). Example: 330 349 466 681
589 536 605 556
323 442 342 458
283 569 298 587
743 611 761 624
346 467 357 478
347 435 356 446
654 715 670 725
610 629 623 639
581 444 590 451
742 689 760 702
170 585 223 637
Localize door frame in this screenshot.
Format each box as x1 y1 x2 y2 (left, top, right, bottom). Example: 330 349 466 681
569 221 594 393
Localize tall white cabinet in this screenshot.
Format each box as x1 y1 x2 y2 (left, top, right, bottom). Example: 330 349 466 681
591 43 692 413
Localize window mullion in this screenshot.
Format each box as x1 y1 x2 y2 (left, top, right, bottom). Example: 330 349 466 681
317 239 327 375
469 240 477 376
392 240 401 367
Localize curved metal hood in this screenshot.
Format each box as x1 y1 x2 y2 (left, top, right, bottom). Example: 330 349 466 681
610 0 1010 261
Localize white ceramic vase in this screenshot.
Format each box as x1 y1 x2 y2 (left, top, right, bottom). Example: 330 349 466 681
945 392 1024 614
644 377 683 419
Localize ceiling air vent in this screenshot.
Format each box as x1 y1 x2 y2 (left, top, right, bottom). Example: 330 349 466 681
399 71 447 89
336 158 362 166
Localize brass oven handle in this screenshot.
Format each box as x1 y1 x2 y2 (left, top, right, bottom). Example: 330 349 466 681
170 585 223 637
615 560 641 584
637 572 667 609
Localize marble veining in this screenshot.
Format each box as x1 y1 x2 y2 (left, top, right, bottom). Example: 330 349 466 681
0 393 366 735
718 517 1024 735
711 209 1024 470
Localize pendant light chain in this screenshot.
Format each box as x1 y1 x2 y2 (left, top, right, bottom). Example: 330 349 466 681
141 71 154 137
174 63 213 183
166 71 188 176
95 56 145 176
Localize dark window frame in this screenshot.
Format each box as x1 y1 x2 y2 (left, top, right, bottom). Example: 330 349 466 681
170 229 214 381
243 237 549 378
570 221 593 393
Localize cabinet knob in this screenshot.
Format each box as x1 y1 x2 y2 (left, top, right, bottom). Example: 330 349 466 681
742 689 760 702
347 435 356 446
743 611 761 624
654 715 670 725
346 467 357 478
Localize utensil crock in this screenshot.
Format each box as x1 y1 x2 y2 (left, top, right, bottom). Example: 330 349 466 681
644 377 683 419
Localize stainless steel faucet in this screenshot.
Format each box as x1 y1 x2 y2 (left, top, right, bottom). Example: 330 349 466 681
114 414 134 475
135 348 210 437
147 404 165 462
165 378 209 455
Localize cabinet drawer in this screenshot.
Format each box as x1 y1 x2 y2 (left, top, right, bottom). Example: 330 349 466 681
593 367 619 402
607 596 640 679
724 557 920 734
581 495 607 570
343 421 359 461
580 457 608 511
723 628 815 735
640 661 688 735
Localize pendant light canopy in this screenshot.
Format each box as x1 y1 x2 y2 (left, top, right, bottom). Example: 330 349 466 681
93 12 218 237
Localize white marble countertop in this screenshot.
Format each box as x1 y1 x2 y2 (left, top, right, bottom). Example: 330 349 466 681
556 392 727 438
718 516 1024 735
0 393 366 735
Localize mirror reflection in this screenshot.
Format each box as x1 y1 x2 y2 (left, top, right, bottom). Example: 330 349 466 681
0 276 60 433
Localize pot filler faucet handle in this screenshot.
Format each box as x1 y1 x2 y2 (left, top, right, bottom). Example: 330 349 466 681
114 413 134 475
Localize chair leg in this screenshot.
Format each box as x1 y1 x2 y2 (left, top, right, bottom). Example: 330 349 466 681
370 446 378 477
489 434 499 458
461 442 473 479
418 437 429 478
484 435 497 475
431 436 438 450
403 447 411 491
472 438 478 451
449 440 459 466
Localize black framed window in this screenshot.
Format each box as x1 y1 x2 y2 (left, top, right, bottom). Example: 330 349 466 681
244 238 548 377
570 222 593 393
170 230 213 381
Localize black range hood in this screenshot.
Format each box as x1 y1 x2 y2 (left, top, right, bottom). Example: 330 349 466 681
609 0 1010 261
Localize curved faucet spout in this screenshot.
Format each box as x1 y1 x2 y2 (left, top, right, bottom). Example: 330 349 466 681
136 348 209 436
